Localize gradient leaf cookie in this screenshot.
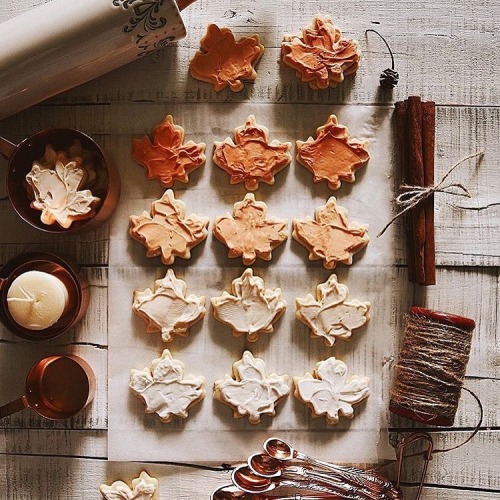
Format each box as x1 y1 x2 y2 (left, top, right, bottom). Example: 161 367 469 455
132 115 206 188
294 356 369 424
189 24 264 92
213 115 292 190
297 115 369 190
129 349 205 423
133 269 206 343
129 190 209 265
292 197 369 269
296 274 370 347
99 471 159 500
211 268 286 342
213 193 288 265
281 15 361 90
214 351 290 424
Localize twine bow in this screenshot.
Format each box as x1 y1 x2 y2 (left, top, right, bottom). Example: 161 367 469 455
377 151 484 237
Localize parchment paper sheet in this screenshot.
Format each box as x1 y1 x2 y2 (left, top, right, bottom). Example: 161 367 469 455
108 102 398 463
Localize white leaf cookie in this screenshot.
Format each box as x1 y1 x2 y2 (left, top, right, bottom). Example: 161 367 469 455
294 357 369 424
211 268 286 342
99 471 158 500
129 349 205 423
214 351 290 424
133 269 206 343
296 274 370 346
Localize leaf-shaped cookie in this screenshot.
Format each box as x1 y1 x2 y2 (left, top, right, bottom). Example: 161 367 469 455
132 115 206 188
129 349 205 423
26 161 101 229
211 269 286 342
189 24 264 92
133 269 206 342
292 197 369 269
281 15 361 90
213 115 292 190
99 471 159 500
214 351 290 424
297 115 369 190
129 190 209 265
294 356 369 424
296 274 370 346
213 193 288 265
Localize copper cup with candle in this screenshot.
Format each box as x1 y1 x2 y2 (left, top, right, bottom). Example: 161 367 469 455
0 354 96 421
0 252 90 341
0 128 120 232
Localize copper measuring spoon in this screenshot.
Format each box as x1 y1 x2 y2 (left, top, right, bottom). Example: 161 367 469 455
211 483 336 500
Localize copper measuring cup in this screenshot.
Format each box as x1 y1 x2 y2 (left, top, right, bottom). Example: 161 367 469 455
0 252 90 341
0 128 120 232
0 354 96 420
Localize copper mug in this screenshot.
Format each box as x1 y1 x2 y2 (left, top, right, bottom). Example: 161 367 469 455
0 128 120 232
0 252 90 341
0 355 96 421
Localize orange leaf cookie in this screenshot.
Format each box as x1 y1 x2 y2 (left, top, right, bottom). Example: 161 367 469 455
297 115 369 190
214 193 288 265
132 115 206 188
213 115 292 190
281 15 361 90
292 197 369 269
129 190 209 265
189 24 264 92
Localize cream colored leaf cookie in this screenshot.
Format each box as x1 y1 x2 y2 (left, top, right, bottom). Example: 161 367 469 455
99 471 159 500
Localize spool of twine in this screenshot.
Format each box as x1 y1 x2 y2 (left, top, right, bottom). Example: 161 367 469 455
389 307 475 426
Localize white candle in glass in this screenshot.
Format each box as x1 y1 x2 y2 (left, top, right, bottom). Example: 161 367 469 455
6 271 69 330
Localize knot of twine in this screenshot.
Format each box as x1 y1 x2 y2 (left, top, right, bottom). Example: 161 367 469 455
378 151 484 237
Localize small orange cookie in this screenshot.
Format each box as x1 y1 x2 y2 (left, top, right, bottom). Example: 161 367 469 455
132 115 206 188
281 15 361 90
297 115 369 190
213 193 288 265
129 190 209 265
292 197 369 269
213 115 292 190
189 24 264 92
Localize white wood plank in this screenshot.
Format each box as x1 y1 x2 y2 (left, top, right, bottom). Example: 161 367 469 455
405 487 500 499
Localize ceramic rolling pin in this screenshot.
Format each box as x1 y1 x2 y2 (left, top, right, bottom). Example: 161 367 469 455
0 0 197 120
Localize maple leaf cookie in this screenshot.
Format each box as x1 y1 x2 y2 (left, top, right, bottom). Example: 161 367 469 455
296 115 369 190
292 197 369 269
214 351 290 424
132 115 206 188
294 356 370 424
189 24 264 92
213 193 288 265
296 274 370 347
281 15 361 90
213 115 292 190
129 349 205 423
99 471 158 500
211 269 286 342
133 269 206 343
129 190 209 265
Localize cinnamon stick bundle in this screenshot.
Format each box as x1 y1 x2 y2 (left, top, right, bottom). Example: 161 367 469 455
395 97 436 286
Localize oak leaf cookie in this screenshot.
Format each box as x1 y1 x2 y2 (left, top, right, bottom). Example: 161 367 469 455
129 349 205 423
211 269 286 342
296 274 370 347
292 197 369 269
132 115 206 188
133 269 206 343
281 15 361 90
213 115 292 190
296 115 369 190
189 24 264 92
99 471 159 500
213 193 288 265
214 351 290 424
294 356 370 424
129 190 209 265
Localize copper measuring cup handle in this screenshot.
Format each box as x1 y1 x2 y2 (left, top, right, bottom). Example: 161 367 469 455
0 136 17 160
0 395 29 418
176 0 198 10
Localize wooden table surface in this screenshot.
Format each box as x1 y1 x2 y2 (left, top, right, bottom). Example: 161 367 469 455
1 0 499 498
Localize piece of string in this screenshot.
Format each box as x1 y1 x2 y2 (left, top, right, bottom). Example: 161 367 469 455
450 201 500 211
377 151 484 237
